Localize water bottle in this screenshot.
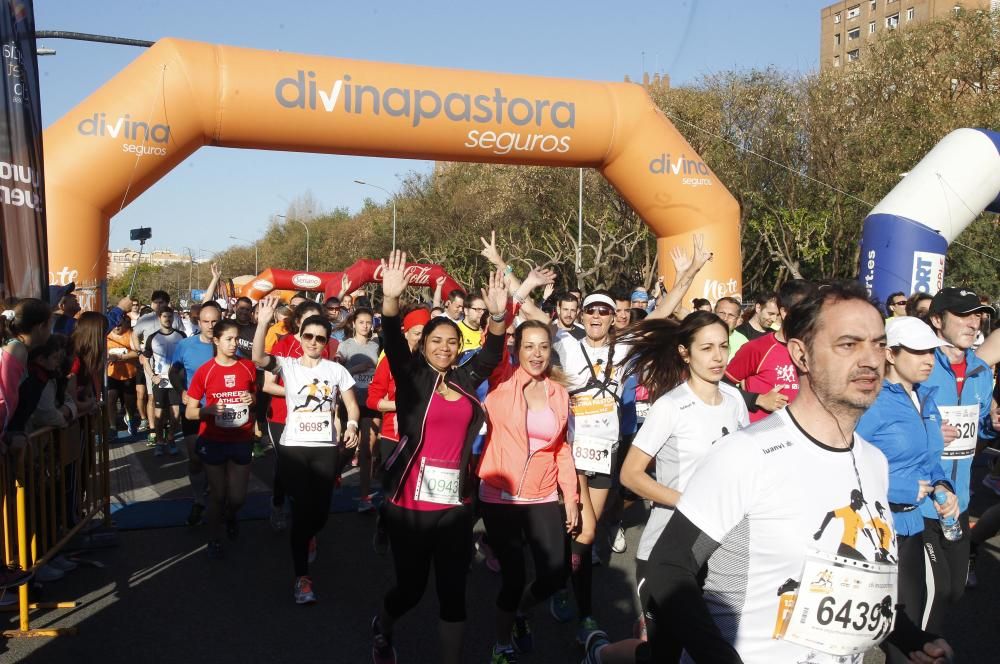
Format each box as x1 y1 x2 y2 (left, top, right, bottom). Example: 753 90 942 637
935 491 963 542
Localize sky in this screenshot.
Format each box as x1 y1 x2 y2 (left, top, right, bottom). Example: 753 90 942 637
36 0 831 260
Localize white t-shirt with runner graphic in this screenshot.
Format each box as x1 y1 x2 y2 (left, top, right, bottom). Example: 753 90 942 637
634 381 749 561
275 356 355 447
674 408 897 664
555 337 631 446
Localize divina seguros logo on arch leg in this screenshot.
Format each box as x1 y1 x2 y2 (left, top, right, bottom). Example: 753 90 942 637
76 113 171 156
273 70 576 157
648 152 713 188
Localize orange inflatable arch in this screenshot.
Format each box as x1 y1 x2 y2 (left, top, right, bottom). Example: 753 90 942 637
43 38 741 301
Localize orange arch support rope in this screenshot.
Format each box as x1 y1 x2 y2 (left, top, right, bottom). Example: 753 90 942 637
43 38 741 300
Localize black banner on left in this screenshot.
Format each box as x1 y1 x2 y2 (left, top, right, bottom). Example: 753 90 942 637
0 0 46 299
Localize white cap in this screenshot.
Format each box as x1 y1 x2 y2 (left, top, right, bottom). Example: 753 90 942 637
582 294 615 309
886 316 951 351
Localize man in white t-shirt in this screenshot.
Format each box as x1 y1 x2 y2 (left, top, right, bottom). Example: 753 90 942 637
584 281 953 664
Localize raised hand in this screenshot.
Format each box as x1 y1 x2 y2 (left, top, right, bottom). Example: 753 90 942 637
480 230 504 267
481 268 509 316
670 234 713 275
211 262 221 279
542 282 555 300
257 295 281 324
435 276 446 288
522 266 557 292
340 274 352 296
381 250 410 299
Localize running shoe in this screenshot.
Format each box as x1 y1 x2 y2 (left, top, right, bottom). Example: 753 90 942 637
476 533 502 573
982 475 1000 497
371 615 397 664
308 536 318 564
358 497 376 513
967 554 978 589
580 628 610 664
270 504 288 532
146 432 158 448
294 576 316 604
576 616 601 645
610 522 627 554
49 555 78 572
549 588 575 623
226 517 240 541
0 566 32 589
372 524 390 556
206 540 224 560
167 442 179 456
511 613 533 653
138 419 149 432
491 644 519 663
128 418 140 436
187 502 205 527
154 444 166 457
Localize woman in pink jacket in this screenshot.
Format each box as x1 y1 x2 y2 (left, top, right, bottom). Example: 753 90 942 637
477 320 580 664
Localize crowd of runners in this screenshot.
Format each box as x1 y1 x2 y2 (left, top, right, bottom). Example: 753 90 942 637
2 231 999 664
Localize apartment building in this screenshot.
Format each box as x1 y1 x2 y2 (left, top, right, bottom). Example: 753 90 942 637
107 248 198 278
820 0 998 70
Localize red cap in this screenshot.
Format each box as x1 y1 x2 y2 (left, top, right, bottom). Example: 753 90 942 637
403 308 431 331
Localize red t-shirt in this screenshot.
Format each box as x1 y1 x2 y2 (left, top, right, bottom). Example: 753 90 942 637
187 358 258 442
367 355 397 441
725 332 799 423
393 392 473 512
267 334 334 424
951 357 967 398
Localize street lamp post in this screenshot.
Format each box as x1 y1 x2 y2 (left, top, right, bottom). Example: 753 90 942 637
354 179 397 251
276 214 310 271
229 235 258 274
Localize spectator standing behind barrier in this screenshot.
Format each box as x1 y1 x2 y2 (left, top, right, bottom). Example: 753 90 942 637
1 299 52 450
51 292 81 336
855 316 958 664
69 312 107 418
371 250 506 664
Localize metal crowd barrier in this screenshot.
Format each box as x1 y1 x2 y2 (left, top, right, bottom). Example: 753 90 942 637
0 410 110 637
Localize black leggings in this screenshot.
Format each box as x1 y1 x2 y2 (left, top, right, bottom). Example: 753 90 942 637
481 500 567 612
922 513 970 634
882 532 926 664
382 502 475 622
971 501 1000 548
268 421 285 507
277 443 352 576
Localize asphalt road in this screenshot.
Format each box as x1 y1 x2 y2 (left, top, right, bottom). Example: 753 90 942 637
2 440 998 663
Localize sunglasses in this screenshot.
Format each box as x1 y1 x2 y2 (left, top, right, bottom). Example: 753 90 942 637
325 306 341 311
892 301 906 306
301 332 328 344
584 305 614 317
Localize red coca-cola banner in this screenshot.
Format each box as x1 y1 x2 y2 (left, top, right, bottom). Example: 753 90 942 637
238 259 462 302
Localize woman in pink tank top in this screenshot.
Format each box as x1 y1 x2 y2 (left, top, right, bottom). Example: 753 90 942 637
477 320 579 661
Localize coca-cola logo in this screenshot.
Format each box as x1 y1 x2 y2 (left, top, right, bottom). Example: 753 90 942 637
291 273 323 289
372 264 434 286
252 279 274 292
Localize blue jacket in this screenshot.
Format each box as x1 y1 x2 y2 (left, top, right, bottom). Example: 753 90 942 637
919 348 996 520
857 381 950 536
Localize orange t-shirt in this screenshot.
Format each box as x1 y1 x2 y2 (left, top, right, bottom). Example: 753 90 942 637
107 330 138 380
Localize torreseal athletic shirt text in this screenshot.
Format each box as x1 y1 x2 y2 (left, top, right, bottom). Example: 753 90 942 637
677 409 896 664
633 381 749 561
274 356 355 447
555 337 631 445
